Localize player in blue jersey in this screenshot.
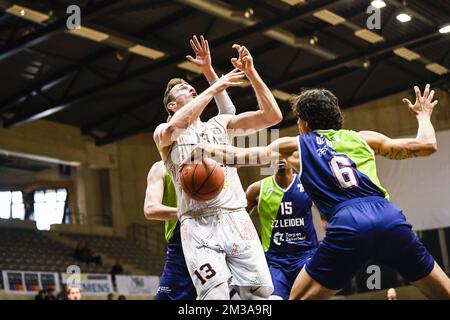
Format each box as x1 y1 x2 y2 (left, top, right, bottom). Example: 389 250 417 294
246 159 318 299
193 84 450 299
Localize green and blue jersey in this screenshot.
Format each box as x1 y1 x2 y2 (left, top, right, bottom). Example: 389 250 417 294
162 166 180 249
257 174 318 255
298 129 389 220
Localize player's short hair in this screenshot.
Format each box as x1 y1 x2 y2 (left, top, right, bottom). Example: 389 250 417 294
163 78 188 116
290 88 343 131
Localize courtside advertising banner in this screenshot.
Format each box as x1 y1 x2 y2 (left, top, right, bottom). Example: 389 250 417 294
61 273 113 295
2 270 60 294
115 275 159 296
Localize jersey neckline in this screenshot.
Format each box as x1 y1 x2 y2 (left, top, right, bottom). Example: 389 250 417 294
272 174 297 193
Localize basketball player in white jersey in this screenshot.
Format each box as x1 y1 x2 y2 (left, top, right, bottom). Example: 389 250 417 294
154 41 282 299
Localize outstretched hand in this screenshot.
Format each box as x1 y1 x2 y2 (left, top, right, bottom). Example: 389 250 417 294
186 35 212 72
212 68 246 92
231 44 254 74
402 84 438 117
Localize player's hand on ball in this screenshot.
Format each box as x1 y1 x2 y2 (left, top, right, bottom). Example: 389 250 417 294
402 84 438 117
231 44 254 74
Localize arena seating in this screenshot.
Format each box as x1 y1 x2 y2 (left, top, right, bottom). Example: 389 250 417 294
0 227 110 273
60 233 164 275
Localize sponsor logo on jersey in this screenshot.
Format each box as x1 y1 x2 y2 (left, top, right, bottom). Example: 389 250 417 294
273 232 284 246
317 145 328 157
297 183 304 192
273 232 306 245
271 217 305 228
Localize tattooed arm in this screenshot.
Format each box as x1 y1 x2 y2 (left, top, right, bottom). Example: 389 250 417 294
359 84 438 160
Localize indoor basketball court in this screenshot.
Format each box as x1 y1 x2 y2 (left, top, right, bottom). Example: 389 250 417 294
0 0 449 303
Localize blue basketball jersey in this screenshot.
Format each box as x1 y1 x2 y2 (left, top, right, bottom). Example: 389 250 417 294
298 130 389 220
258 174 318 255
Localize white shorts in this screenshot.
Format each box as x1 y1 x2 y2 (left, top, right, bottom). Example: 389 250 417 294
181 209 273 299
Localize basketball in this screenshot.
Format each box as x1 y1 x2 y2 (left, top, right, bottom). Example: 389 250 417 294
180 157 225 201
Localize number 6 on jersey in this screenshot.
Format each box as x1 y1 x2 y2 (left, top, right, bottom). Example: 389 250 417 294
329 155 359 189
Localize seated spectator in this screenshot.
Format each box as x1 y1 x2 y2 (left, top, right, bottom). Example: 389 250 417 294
46 287 56 300
107 293 115 300
67 286 82 300
118 295 127 300
387 288 398 300
73 242 84 261
56 284 68 300
74 241 103 266
34 289 47 300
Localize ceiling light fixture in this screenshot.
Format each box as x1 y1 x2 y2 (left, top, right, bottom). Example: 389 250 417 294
309 35 318 45
371 1 386 9
396 13 412 23
244 8 254 19
439 24 450 34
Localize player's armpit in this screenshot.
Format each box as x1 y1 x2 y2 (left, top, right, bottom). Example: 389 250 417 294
153 123 176 149
358 130 437 160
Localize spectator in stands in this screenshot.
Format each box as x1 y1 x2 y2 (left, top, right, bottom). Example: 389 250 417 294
67 286 82 300
387 288 398 300
57 284 68 300
111 259 124 288
74 242 84 261
74 241 103 266
107 293 115 300
34 289 47 300
118 295 127 300
46 287 56 300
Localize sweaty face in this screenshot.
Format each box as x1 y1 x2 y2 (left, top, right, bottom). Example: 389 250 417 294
168 83 198 113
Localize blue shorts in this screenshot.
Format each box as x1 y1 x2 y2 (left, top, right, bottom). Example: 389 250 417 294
305 196 435 290
155 245 197 300
266 248 316 300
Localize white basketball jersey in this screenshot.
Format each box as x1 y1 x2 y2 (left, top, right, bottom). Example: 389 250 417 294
164 118 247 220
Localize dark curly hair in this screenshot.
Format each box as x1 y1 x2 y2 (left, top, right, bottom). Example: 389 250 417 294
290 88 343 131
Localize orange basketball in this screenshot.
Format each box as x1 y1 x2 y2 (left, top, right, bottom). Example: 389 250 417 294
180 157 225 201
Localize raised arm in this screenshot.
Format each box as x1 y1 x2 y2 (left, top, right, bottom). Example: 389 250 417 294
143 161 178 221
226 44 282 133
246 180 262 215
186 35 235 115
359 84 438 160
153 69 245 148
